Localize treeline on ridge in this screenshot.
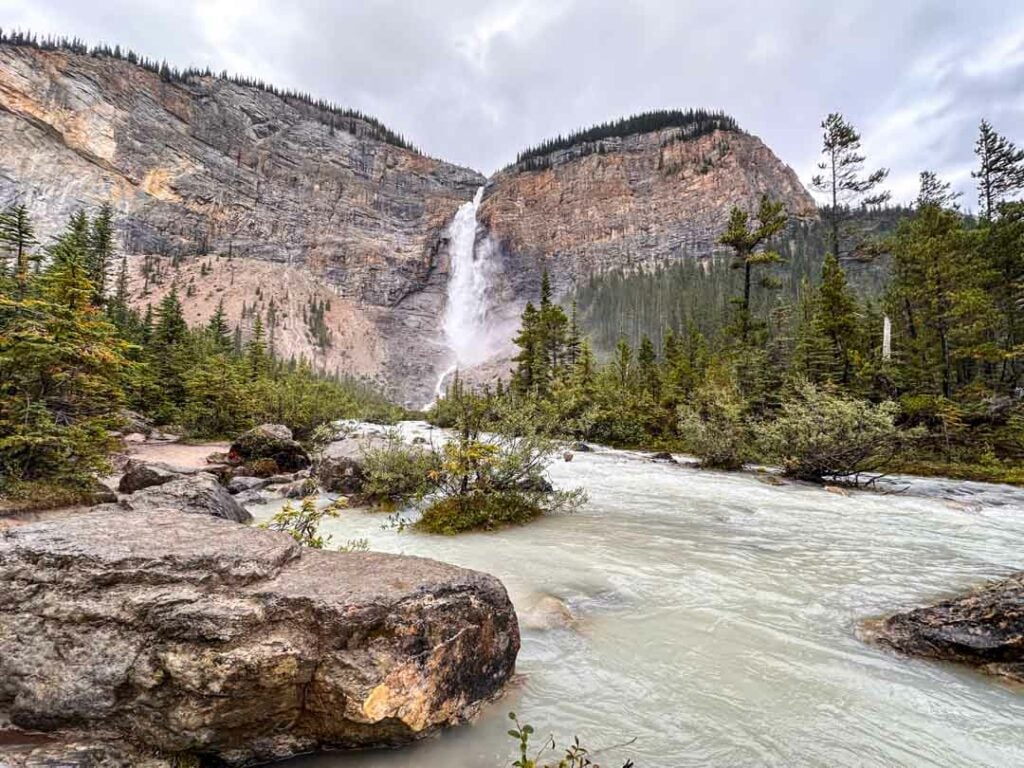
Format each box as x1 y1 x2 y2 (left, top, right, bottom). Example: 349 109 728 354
0 28 416 152
511 109 740 171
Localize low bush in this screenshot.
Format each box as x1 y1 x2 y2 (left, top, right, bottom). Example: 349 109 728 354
676 375 752 470
755 382 919 483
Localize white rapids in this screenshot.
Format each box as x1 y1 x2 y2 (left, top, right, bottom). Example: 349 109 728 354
254 423 1024 768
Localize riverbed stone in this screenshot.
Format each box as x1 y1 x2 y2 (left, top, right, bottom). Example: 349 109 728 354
119 472 251 523
0 509 520 765
117 462 183 494
226 475 271 495
229 424 310 473
861 571 1024 683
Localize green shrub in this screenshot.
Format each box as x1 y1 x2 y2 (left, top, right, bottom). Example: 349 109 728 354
676 376 751 470
359 430 440 506
416 393 586 534
756 382 918 483
260 496 365 550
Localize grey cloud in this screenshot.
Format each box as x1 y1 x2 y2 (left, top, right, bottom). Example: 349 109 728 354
2 0 1022 202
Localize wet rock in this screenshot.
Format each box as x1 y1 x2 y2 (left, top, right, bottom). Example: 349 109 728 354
119 473 251 523
85 479 118 506
229 424 310 473
226 476 271 495
315 436 391 494
277 477 320 499
860 572 1024 683
563 451 574 462
571 442 594 453
0 733 177 767
516 476 554 493
650 451 677 463
0 510 520 765
519 593 577 632
117 462 183 494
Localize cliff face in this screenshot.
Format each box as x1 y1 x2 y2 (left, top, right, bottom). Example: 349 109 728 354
0 44 483 404
0 43 819 402
478 128 817 300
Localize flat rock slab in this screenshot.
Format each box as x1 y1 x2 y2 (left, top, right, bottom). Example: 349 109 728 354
860 571 1024 684
0 510 519 765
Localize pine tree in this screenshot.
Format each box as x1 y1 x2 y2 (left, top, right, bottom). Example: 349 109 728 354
246 312 269 380
637 335 660 399
87 203 114 306
917 171 961 210
972 119 1024 220
719 194 787 341
108 256 132 331
0 203 39 293
815 254 862 385
207 298 232 351
810 113 890 257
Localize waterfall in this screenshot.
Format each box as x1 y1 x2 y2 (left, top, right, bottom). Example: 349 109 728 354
432 186 489 401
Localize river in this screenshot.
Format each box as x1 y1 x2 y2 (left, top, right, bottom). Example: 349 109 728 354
251 423 1024 768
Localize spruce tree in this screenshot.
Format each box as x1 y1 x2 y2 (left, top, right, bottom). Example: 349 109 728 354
815 254 861 385
972 119 1024 220
917 171 961 210
207 298 232 351
810 113 890 257
719 194 787 341
87 203 114 306
0 203 39 293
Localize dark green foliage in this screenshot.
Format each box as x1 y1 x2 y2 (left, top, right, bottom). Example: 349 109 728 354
421 385 586 534
0 202 404 499
512 109 740 170
0 211 129 488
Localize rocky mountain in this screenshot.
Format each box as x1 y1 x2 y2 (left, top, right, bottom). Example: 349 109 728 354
479 125 817 302
0 42 483 405
0 40 818 403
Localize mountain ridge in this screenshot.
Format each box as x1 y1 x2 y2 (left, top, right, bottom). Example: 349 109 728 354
0 36 818 404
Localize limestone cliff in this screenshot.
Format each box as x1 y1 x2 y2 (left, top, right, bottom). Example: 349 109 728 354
478 127 817 300
0 41 819 402
0 43 483 404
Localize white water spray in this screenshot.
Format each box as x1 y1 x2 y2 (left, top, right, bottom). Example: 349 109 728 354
431 186 490 400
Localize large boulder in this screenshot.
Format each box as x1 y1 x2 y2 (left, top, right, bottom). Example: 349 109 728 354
0 510 520 766
860 572 1024 683
117 461 182 494
120 473 251 523
315 436 387 494
229 424 310 473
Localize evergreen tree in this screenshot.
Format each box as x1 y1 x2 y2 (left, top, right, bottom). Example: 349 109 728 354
0 203 39 292
719 194 787 341
87 203 114 306
810 113 890 257
815 254 862 385
917 171 961 210
246 312 269 380
972 119 1024 220
207 298 232 351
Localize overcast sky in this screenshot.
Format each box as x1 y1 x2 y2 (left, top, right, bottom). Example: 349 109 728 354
3 0 1023 206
